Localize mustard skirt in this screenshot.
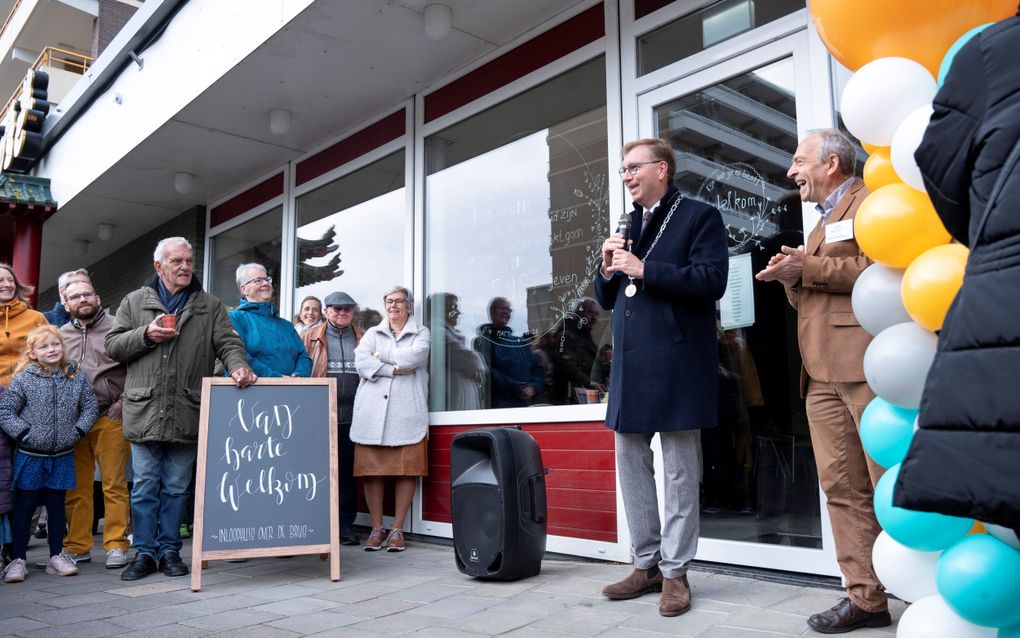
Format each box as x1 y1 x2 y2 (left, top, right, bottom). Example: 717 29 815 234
353 437 429 477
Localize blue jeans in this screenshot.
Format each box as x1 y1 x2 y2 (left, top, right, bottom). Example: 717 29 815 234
130 442 196 560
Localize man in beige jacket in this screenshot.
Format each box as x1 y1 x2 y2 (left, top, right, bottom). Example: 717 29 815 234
59 279 130 569
757 129 888 634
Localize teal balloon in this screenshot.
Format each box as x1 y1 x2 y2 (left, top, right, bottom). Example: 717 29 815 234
1000 621 1020 637
938 24 993 88
860 397 917 468
937 534 1020 628
874 464 973 551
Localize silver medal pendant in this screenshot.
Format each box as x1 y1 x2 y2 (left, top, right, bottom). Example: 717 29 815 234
625 283 637 297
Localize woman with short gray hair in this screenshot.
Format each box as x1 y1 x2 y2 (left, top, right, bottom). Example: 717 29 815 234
350 285 431 552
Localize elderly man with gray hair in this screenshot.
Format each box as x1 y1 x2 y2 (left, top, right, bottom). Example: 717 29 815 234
756 129 888 633
228 262 311 378
106 237 256 581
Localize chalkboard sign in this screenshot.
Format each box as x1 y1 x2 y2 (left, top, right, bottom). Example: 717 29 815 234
190 378 339 591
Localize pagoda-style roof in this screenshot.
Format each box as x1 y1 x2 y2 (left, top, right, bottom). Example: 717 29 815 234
0 173 58 220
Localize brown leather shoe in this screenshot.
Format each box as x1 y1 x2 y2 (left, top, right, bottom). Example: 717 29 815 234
807 598 891 634
602 565 663 600
658 574 691 617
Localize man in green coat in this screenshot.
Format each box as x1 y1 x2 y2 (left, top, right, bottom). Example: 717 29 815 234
106 237 256 581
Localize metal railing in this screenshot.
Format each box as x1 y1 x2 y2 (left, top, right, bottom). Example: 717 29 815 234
1 46 94 120
0 0 25 44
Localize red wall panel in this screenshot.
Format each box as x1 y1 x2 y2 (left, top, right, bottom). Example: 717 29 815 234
422 422 617 543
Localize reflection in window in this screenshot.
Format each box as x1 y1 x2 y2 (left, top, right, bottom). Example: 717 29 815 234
637 0 805 76
654 57 820 548
208 206 283 311
294 152 405 331
425 57 610 412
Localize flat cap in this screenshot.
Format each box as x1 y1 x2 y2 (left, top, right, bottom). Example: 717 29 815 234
324 291 357 307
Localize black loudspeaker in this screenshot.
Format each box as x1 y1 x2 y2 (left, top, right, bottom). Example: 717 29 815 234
451 427 547 580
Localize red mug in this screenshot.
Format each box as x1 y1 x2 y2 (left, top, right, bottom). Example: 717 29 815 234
158 314 177 330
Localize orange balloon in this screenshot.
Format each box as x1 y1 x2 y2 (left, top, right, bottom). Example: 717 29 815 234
902 243 969 332
855 183 951 268
863 148 901 191
862 142 881 155
808 0 1016 76
969 521 987 535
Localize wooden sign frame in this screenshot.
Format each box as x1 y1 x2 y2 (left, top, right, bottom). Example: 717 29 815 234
191 377 339 591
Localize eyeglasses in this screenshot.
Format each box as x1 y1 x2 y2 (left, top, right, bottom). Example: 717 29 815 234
618 160 662 176
384 297 408 306
242 276 272 287
66 292 96 302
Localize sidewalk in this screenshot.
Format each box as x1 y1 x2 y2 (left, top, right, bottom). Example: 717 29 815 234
1 534 905 637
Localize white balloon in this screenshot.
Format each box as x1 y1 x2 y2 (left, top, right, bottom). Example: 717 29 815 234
864 322 938 408
891 104 935 192
852 264 912 336
873 531 940 603
986 524 1020 551
896 595 995 638
840 57 936 147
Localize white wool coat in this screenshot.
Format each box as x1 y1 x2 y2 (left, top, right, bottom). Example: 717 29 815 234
350 315 431 446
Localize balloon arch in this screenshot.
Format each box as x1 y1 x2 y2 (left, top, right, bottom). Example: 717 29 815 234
807 1 1020 636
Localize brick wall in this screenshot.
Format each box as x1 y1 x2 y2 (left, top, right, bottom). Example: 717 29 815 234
38 206 205 312
92 0 142 59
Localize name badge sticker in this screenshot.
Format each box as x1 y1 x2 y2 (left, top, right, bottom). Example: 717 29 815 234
825 219 854 243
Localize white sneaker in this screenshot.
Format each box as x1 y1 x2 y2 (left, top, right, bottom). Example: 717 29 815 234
105 548 129 569
4 558 27 583
45 552 79 576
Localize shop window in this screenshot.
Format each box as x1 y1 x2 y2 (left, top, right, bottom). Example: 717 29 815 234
425 57 610 412
208 206 283 311
294 151 406 330
637 0 805 76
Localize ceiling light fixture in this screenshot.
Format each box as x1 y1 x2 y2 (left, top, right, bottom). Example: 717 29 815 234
174 171 195 195
424 3 453 41
97 223 115 241
269 108 292 136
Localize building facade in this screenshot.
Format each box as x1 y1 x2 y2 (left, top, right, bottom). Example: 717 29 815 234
11 0 869 576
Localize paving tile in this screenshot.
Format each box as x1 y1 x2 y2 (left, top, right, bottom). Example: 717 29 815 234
22 601 121 625
326 596 422 619
380 582 475 604
179 609 284 631
36 590 125 609
435 609 542 634
528 605 633 635
106 603 210 630
16 619 127 638
620 607 730 636
112 625 210 638
0 616 49 633
347 610 443 635
265 610 355 634
408 594 500 619
715 607 809 634
251 596 342 616
104 579 191 597
208 626 303 638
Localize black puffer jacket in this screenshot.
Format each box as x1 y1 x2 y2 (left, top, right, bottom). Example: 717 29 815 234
895 10 1020 530
0 364 98 456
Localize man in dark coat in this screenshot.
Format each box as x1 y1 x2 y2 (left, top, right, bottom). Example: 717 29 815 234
596 138 727 617
896 7 1020 536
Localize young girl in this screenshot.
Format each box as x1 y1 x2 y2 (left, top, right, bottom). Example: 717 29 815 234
0 325 98 582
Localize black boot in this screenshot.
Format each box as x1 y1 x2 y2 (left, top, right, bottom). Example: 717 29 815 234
159 551 189 577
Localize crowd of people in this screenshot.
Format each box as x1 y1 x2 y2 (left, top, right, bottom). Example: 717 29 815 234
0 238 437 584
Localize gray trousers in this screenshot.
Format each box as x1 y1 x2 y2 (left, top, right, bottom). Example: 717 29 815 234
615 430 701 579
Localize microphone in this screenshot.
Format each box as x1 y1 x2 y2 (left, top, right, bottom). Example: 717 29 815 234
616 210 632 248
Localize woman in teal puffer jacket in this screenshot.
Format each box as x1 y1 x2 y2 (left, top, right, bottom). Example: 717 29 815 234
228 264 312 377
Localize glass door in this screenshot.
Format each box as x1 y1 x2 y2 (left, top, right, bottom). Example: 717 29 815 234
636 31 839 576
